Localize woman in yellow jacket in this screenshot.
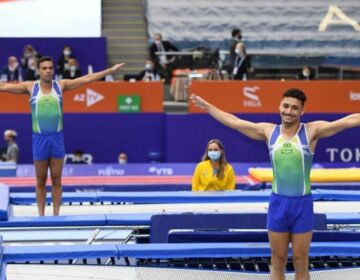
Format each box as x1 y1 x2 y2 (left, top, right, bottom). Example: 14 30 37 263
192 139 236 191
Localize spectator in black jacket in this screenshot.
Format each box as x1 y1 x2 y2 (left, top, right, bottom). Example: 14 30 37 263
57 45 76 78
149 33 178 83
1 56 22 82
138 59 164 81
62 58 81 79
229 29 242 66
232 42 251 80
23 57 39 81
21 44 41 71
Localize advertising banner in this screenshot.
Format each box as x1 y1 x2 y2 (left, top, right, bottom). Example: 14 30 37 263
0 82 163 113
189 81 360 113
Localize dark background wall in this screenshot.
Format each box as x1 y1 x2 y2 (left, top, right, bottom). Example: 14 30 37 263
0 113 359 164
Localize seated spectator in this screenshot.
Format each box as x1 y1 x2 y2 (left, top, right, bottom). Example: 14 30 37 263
62 58 81 79
57 45 76 78
192 139 235 191
1 56 22 82
1 130 19 163
21 44 41 71
297 65 315 80
138 59 164 81
149 33 179 83
23 57 39 81
118 152 128 164
232 42 251 80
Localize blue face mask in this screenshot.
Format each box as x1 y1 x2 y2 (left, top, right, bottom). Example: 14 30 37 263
208 151 221 161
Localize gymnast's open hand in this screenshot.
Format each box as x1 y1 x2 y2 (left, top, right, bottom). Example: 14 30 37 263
189 93 208 110
109 63 126 74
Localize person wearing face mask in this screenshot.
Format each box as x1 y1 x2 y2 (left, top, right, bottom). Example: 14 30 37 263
57 45 76 78
297 65 314 80
192 139 235 191
1 130 19 163
1 56 23 82
24 57 39 81
138 59 164 82
62 58 82 79
232 42 252 80
21 44 41 71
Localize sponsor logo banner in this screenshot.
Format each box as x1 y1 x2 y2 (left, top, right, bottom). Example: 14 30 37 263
189 81 360 113
0 82 163 113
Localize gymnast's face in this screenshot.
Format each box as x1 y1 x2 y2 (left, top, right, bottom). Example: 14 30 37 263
38 60 54 82
279 97 304 125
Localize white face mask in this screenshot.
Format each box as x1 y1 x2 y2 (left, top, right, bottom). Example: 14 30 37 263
208 150 221 161
118 159 127 164
8 62 18 72
145 63 152 70
70 65 77 72
63 50 71 56
303 70 310 77
27 58 35 68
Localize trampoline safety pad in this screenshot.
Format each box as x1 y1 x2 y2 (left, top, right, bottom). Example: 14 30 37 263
6 264 360 280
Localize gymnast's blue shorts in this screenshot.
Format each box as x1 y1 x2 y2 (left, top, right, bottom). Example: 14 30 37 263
32 132 65 161
267 192 314 234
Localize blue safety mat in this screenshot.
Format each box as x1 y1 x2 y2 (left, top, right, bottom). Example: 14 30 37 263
316 189 360 201
0 212 358 228
1 229 132 243
3 244 119 262
106 213 154 226
150 213 327 243
326 213 360 224
0 263 4 280
0 186 9 221
10 190 272 205
4 242 360 262
0 235 3 279
168 230 360 243
11 189 360 205
150 213 268 243
10 192 98 204
0 214 107 227
97 191 270 203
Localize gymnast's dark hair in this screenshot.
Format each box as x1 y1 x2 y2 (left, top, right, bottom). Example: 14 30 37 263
37 56 54 68
282 88 307 106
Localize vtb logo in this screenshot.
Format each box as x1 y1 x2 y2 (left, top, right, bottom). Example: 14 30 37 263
243 86 261 107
